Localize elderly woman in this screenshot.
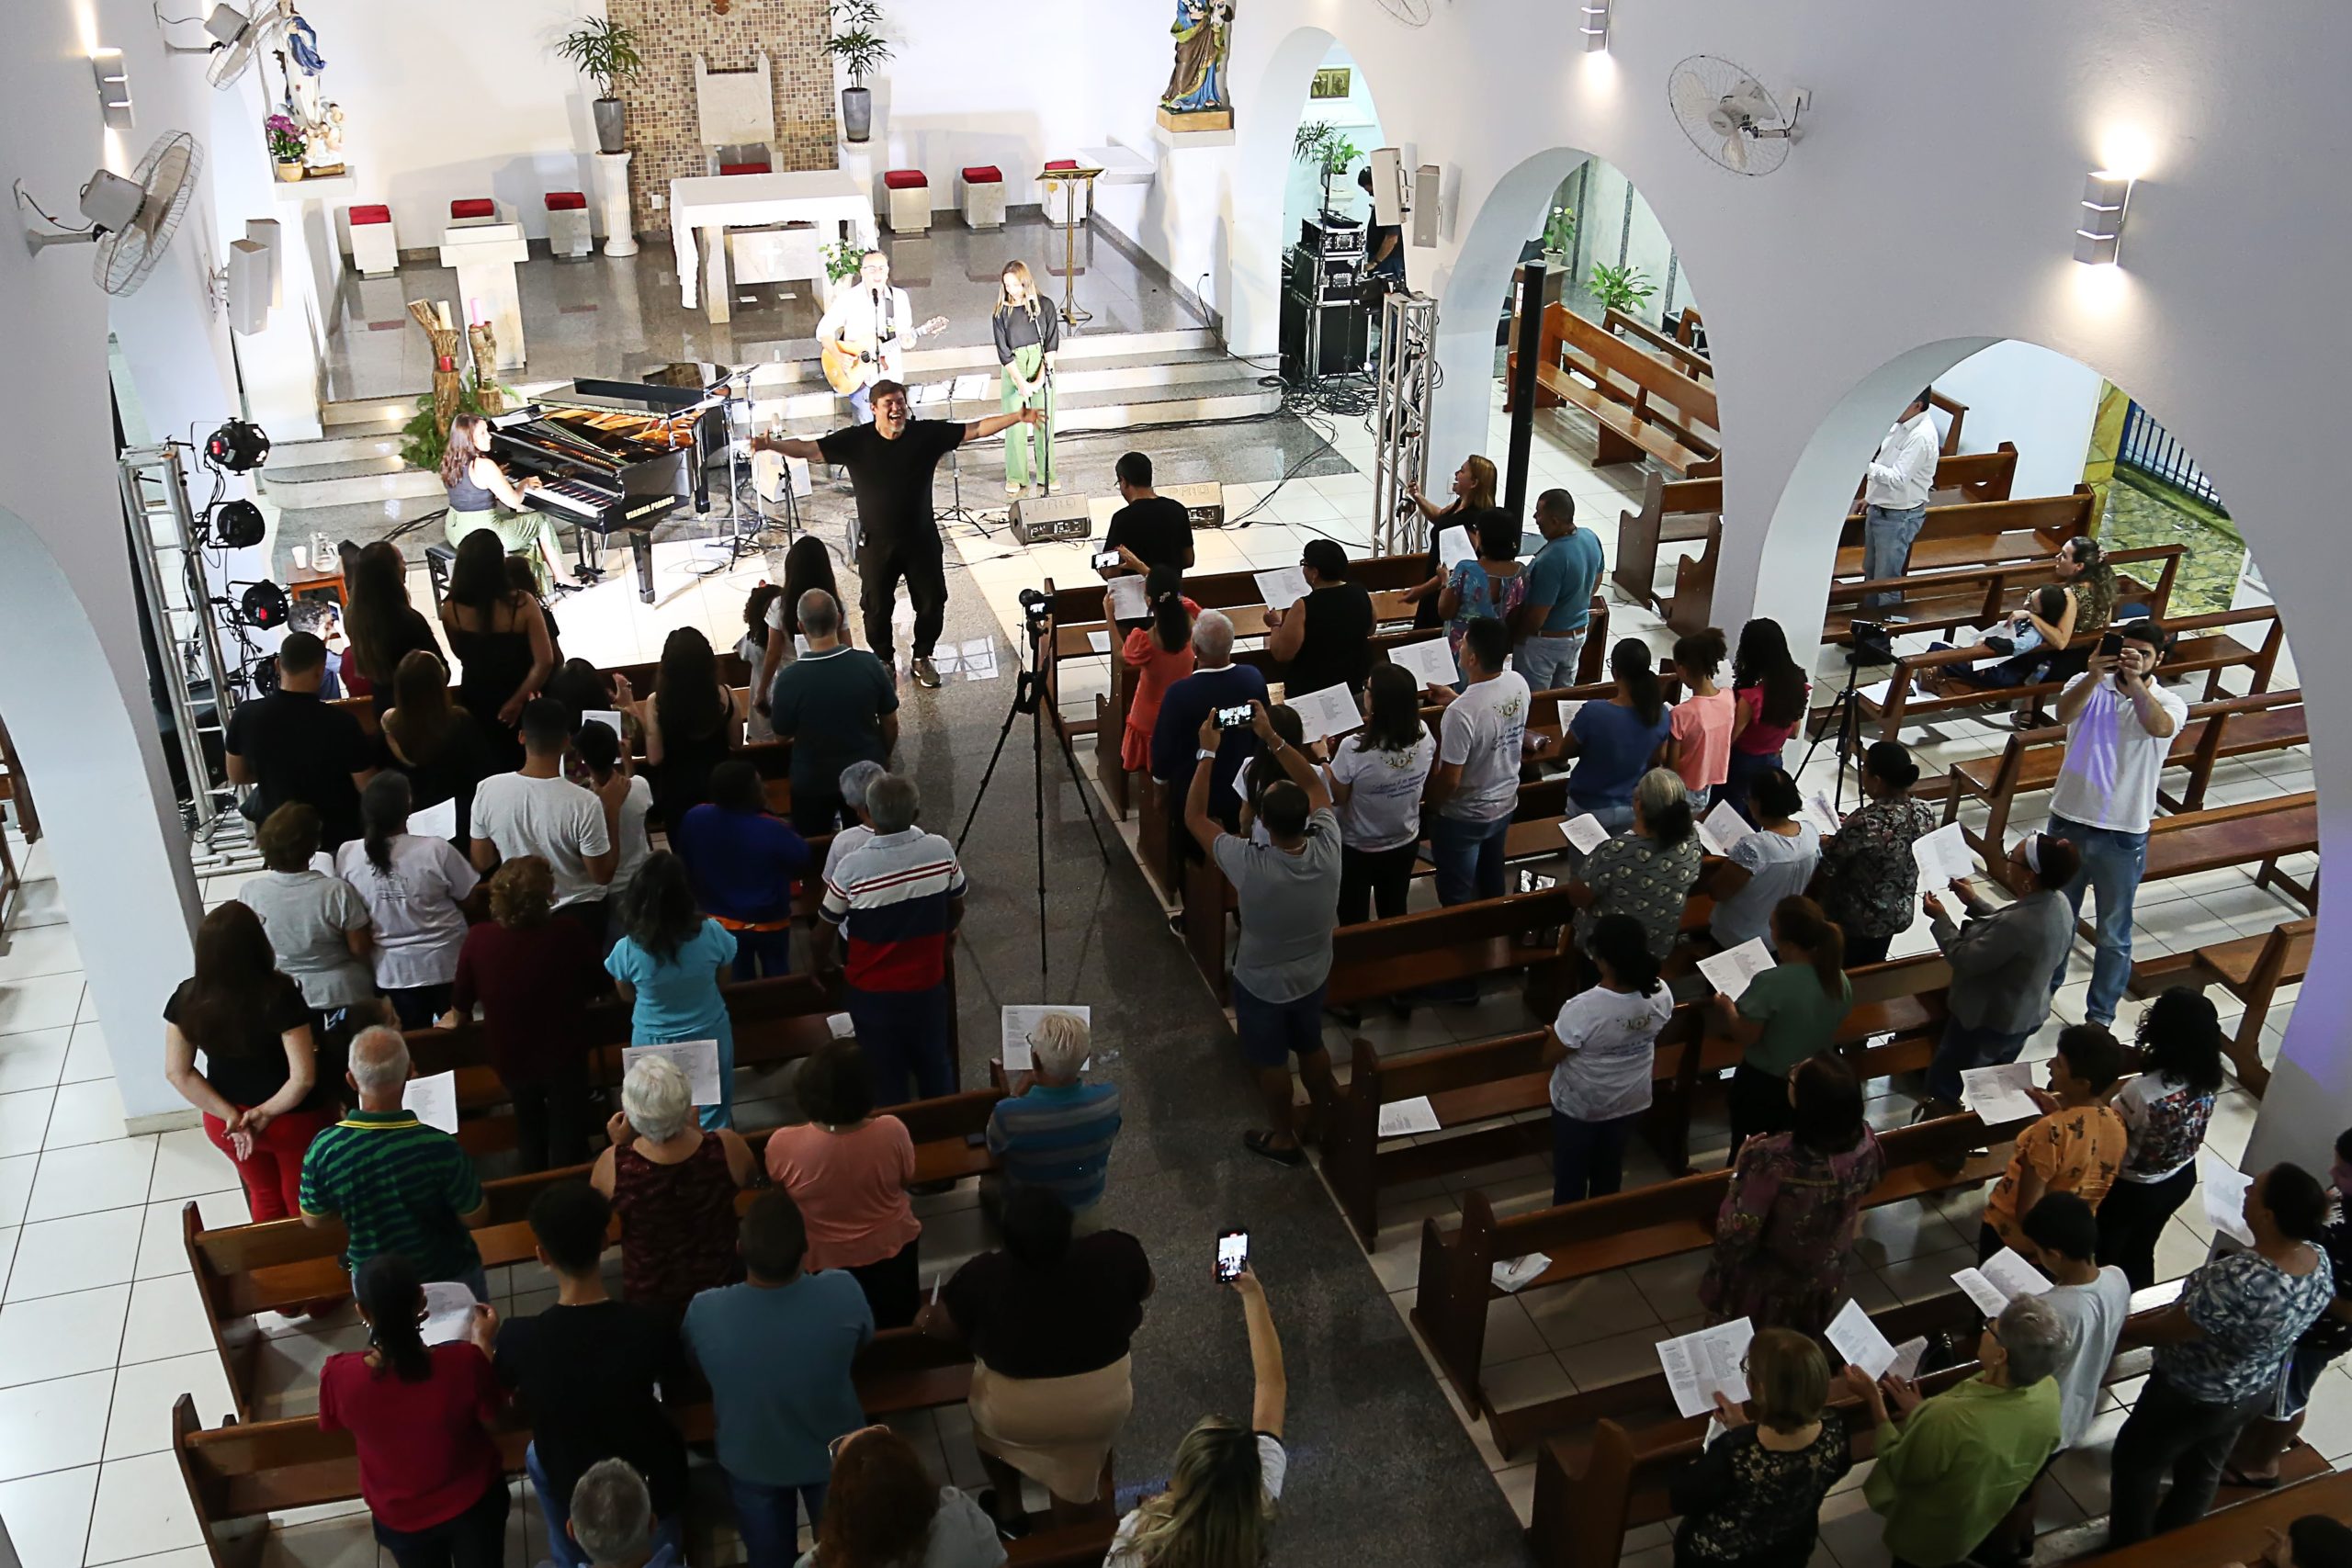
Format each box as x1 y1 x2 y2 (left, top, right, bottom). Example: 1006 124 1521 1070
1811 740 1936 966
446 857 604 1172
592 1055 759 1322
796 1424 1003 1568
987 1010 1124 1218
1921 831 2081 1108
238 801 383 1078
1671 1328 1850 1568
2107 1163 2337 1545
763 1043 922 1327
1849 1293 2068 1568
920 1189 1154 1538
1566 768 1704 962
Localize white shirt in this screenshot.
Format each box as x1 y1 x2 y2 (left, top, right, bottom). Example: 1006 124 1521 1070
1863 410 1939 511
815 283 916 385
1328 731 1438 852
611 773 654 891
822 821 875 886
1549 983 1674 1121
470 771 613 908
2043 1267 2132 1449
2049 673 2188 836
334 835 481 990
1438 671 1532 823
1710 823 1822 950
1105 1436 1286 1568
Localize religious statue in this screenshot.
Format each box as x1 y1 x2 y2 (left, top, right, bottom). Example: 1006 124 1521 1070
1160 0 1235 118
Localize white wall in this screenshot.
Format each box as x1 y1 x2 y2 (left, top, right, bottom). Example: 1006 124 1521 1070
1281 47 1383 242
1929 340 2104 501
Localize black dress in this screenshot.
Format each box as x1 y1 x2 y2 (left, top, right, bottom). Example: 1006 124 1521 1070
650 688 734 829
1668 1415 1851 1568
446 596 537 770
377 709 496 846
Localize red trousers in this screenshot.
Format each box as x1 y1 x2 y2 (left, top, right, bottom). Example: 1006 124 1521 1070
203 1104 335 1222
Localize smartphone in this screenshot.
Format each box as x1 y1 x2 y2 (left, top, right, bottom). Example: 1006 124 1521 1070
1216 1228 1250 1283
2098 631 2124 658
1093 549 1121 570
1213 704 1254 730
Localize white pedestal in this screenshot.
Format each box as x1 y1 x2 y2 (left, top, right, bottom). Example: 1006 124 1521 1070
437 224 530 368
270 171 358 356
594 152 638 258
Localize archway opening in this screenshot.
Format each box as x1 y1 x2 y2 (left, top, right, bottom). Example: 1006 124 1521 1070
1272 40 1384 383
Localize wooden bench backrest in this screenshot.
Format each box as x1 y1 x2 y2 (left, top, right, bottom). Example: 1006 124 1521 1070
1331 886 1576 967
1042 553 1430 626
1604 308 1712 382
1552 305 1722 434
1835 486 2094 555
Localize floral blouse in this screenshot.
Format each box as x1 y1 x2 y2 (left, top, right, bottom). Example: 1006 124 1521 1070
1444 561 1527 673
2158 1248 2336 1404
1700 1128 1887 1334
1576 831 1704 960
1815 796 1938 942
1671 1412 1853 1567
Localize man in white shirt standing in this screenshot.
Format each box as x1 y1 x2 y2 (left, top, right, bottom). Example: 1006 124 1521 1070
814 250 913 424
470 698 618 940
1860 388 1940 617
2044 618 2185 1025
1423 616 1548 908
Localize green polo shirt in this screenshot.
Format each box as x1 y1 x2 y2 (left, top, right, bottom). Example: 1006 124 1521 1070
297 1110 485 1282
1863 1374 2061 1567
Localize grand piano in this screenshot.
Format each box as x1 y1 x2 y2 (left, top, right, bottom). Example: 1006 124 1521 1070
490 372 725 603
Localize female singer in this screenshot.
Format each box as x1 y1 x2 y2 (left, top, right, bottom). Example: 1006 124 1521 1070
993 262 1060 495
1400 454 1499 630
439 413 566 594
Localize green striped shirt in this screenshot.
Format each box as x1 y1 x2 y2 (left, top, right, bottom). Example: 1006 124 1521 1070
297 1111 485 1282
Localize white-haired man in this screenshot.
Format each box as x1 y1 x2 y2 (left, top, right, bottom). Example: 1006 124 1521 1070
1148 609 1271 869
987 1010 1123 1214
570 1458 677 1568
298 1025 492 1298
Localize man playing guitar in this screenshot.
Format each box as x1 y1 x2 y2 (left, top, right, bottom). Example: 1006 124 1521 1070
816 249 945 421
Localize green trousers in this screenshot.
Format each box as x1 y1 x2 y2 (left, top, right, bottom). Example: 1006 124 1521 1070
1001 344 1055 489
445 506 565 593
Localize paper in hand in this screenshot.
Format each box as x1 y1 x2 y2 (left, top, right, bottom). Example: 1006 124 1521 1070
2201 1156 2256 1246
1802 790 1843 838
1981 1247 2053 1301
1559 815 1611 853
410 795 460 840
580 709 626 744
1377 1096 1442 1137
1437 525 1476 567
1696 938 1774 1001
1911 821 1977 886
1087 630 1110 654
825 1013 856 1039
1288 683 1364 744
1001 1006 1091 1073
401 1070 459 1134
1388 636 1455 689
1888 1337 1929 1382
622 1041 722 1106
419 1280 481 1346
1105 576 1148 622
1698 800 1752 858
1252 568 1311 611
1657 1318 1755 1418
1826 1298 1899 1380
1961 1063 2041 1126
1950 1267 2011 1316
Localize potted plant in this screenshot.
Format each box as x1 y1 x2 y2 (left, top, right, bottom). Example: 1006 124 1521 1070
827 0 892 144
264 114 305 181
1291 123 1361 216
1588 261 1656 318
554 17 644 156
1541 204 1577 268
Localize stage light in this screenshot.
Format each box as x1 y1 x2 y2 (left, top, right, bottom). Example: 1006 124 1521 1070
238 581 290 630
204 418 270 472
1579 0 1611 52
210 498 265 547
2074 171 2132 265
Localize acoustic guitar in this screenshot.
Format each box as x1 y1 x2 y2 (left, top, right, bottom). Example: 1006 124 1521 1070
820 314 949 396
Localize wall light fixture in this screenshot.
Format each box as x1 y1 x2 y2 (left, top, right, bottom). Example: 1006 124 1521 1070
2074 171 2132 265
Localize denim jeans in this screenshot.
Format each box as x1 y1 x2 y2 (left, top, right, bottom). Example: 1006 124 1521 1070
1430 811 1511 907
1926 1018 2034 1106
2044 813 2147 1025
1516 629 1588 694
847 383 874 423
2107 1371 2267 1544
526 1442 686 1568
729 925 795 981
371 1478 509 1568
1568 800 1636 836
846 983 956 1106
1861 502 1928 613
727 1474 828 1568
1552 1110 1638 1205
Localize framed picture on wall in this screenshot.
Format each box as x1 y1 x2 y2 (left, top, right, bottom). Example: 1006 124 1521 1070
1310 66 1352 99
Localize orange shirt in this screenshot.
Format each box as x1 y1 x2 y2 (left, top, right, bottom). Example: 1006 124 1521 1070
763 1117 921 1271
1984 1103 2127 1247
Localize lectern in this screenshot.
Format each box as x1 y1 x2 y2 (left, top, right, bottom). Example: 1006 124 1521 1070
1035 163 1104 326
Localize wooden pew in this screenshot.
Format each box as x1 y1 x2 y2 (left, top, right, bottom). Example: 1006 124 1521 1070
1825 544 2183 649
184 1089 1004 1420
2060 1470 2352 1568
1833 487 2097 581
1408 1111 2025 1417
2131 916 2315 1095
1324 886 1577 1011
1603 307 1713 383
1517 302 1722 473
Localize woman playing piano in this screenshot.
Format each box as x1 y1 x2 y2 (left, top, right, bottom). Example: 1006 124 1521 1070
439 414 567 594
993 261 1058 495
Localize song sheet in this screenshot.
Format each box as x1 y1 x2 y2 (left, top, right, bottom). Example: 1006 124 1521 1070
1002 1006 1091 1072
1698 800 1753 858
1697 938 1774 1001
1105 576 1148 622
1559 815 1611 853
1911 821 1977 886
1962 1063 2041 1127
401 1071 459 1134
1288 683 1364 744
1252 568 1311 611
2201 1156 2256 1246
1657 1318 1755 1418
622 1041 722 1106
1377 1096 1442 1137
1826 1298 1899 1380
1387 637 1456 689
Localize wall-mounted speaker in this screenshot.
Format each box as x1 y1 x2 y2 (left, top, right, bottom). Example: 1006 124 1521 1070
243 218 282 306
1411 164 1442 247
227 239 271 334
1369 147 1407 229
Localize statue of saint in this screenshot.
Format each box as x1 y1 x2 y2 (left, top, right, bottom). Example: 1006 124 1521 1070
1161 0 1235 114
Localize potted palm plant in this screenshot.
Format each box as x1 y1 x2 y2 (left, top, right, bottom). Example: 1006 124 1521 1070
554 17 644 156
1588 261 1656 318
1292 123 1361 216
827 0 892 144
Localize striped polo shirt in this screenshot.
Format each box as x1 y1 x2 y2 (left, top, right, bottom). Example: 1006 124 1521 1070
987 1081 1123 1210
297 1110 485 1281
820 829 967 992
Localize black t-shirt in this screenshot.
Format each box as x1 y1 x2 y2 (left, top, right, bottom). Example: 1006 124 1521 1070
1367 222 1405 278
1284 581 1375 697
223 688 369 846
942 1230 1152 1379
494 1300 690 1517
770 647 899 803
817 420 966 553
164 975 314 1109
1104 497 1194 573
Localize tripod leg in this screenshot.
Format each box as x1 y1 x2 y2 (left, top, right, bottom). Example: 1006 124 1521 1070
956 694 1027 849
1033 689 1050 986
1048 700 1114 863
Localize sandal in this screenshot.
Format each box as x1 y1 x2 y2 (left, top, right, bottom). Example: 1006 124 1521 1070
1242 1130 1306 1168
2222 1467 2282 1490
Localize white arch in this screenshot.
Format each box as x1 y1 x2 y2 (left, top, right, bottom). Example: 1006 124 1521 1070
1227 22 1346 357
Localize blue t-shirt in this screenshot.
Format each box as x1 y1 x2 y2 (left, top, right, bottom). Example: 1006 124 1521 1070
1522 528 1606 636
683 1272 874 1485
1150 664 1271 798
1567 700 1674 810
673 805 811 925
606 919 738 1041
987 1080 1125 1211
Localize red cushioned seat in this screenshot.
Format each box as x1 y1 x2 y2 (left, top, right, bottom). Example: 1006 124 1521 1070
882 169 928 189
349 204 391 225
719 162 770 176
1044 159 1080 170
960 165 1002 184
543 190 587 211
449 197 494 220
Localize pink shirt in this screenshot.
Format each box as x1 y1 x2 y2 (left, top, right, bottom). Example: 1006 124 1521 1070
1733 683 1809 757
763 1117 921 1270
1669 689 1736 790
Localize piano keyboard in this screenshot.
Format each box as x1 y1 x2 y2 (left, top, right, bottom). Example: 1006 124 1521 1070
530 479 605 517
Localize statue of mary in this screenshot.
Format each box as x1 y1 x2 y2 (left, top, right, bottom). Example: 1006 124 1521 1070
1161 0 1234 114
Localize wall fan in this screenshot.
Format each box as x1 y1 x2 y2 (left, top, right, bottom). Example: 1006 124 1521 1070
1667 55 1808 176
159 2 288 89
19 131 204 297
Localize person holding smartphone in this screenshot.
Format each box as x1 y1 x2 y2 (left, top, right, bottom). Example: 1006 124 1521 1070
2042 618 2184 1028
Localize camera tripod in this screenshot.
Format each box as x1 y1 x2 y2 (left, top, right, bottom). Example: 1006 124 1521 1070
1797 619 1894 814
956 596 1112 983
